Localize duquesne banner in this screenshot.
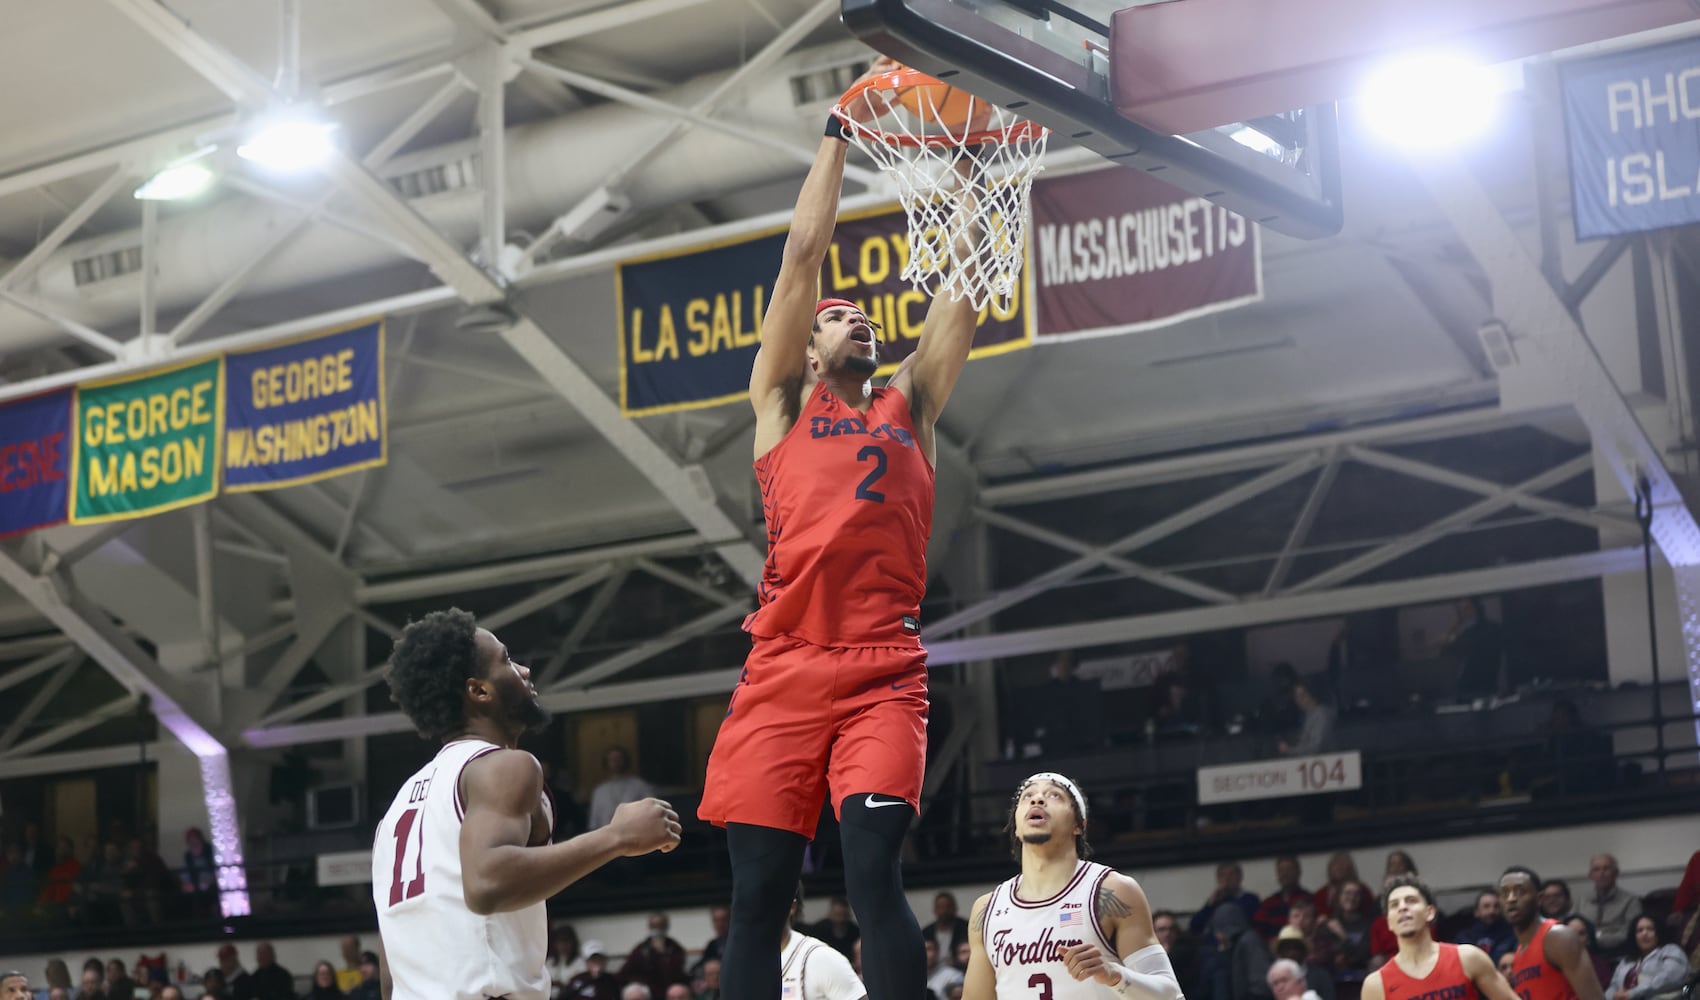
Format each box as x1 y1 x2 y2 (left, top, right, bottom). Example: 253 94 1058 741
616 206 1035 417
1030 166 1260 340
0 388 73 538
70 358 224 525
224 319 387 492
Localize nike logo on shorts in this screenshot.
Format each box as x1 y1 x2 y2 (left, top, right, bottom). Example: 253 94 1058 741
891 681 911 689
863 796 909 809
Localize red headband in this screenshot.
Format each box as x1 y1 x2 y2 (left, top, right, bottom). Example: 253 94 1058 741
816 298 859 316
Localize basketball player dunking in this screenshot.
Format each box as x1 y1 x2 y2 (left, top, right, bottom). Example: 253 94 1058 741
1363 876 1519 1000
373 609 681 1000
697 57 986 1000
961 773 1182 1000
1500 867 1606 1000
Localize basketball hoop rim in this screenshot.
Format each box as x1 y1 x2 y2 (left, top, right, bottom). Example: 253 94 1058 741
833 66 1048 149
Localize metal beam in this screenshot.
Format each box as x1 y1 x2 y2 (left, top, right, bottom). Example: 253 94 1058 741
546 601 750 690
534 565 630 685
0 291 126 357
0 656 82 752
1284 454 1593 595
633 557 743 607
0 167 131 294
191 506 220 668
1345 445 1618 531
507 0 715 50
0 741 165 778
931 456 1322 638
480 565 616 631
0 647 81 694
252 663 389 728
0 694 138 760
1263 450 1339 596
975 508 1237 605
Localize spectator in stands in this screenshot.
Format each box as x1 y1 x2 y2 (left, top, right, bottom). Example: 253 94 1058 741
693 960 720 1000
664 986 691 1000
923 938 963 1000
566 942 618 1000
180 828 217 911
621 987 650 1000
200 969 229 1000
246 942 294 1000
2 972 28 1000
692 906 729 976
1287 899 1338 974
22 822 51 879
1272 930 1333 1000
333 937 363 993
1668 851 1700 933
1314 853 1360 919
1028 651 1105 753
1565 917 1614 988
1257 663 1302 743
214 945 249 1000
37 837 80 923
76 967 103 1000
1277 680 1334 757
588 748 655 831
1325 881 1375 973
953 941 971 973
1192 863 1263 936
1154 909 1201 1000
1498 952 1518 978
1444 597 1503 701
1534 701 1614 798
922 893 970 962
1213 902 1274 1000
1542 881 1576 921
619 912 688 999
1456 890 1517 961
102 961 135 1000
541 761 587 842
812 896 860 960
1589 855 1644 954
117 838 166 928
160 988 185 1000
346 954 380 1000
1255 856 1314 939
0 842 38 916
49 989 72 1000
306 961 344 1000
1384 851 1417 880
549 924 586 996
1608 916 1687 1000
1267 959 1322 1000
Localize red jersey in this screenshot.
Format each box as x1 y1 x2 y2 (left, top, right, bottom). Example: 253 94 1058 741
744 382 933 648
1508 921 1578 1000
1378 943 1480 1000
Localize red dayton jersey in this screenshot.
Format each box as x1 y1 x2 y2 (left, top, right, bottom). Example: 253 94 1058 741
1508 921 1578 1000
744 382 934 648
1379 944 1481 1000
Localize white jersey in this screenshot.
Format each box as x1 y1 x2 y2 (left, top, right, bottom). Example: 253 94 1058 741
373 738 556 1000
983 860 1120 1000
781 930 866 1000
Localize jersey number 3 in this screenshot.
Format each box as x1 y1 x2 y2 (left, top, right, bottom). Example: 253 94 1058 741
855 445 887 503
1028 974 1053 1000
388 807 426 906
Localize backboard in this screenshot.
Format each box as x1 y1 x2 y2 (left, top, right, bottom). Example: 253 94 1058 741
840 0 1347 238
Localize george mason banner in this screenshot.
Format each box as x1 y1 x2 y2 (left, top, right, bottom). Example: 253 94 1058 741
223 319 387 491
616 207 1034 416
70 358 223 524
1030 166 1260 340
0 388 73 538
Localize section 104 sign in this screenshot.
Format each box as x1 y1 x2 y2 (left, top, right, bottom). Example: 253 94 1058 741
1196 751 1362 805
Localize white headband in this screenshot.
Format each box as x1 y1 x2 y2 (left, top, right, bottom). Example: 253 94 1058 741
1019 771 1087 821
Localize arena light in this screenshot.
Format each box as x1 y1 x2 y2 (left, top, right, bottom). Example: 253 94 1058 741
135 147 218 201
237 113 337 172
1359 51 1499 148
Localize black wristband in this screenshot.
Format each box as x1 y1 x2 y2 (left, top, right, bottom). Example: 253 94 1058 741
825 112 850 141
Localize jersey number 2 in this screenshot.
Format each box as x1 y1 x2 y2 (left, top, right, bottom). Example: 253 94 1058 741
1028 973 1053 1000
855 445 887 503
388 807 426 905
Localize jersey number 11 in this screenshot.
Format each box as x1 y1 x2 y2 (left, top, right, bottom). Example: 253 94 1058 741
387 807 427 906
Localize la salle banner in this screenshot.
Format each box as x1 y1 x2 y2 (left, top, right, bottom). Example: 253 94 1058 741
223 319 387 492
70 358 223 524
1030 166 1260 340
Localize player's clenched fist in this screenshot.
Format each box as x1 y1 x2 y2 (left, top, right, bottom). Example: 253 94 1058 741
1062 943 1122 987
610 797 683 856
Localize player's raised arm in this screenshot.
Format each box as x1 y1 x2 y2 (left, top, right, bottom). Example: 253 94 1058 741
1460 944 1521 1000
458 750 679 914
963 893 997 1000
1542 923 1607 1000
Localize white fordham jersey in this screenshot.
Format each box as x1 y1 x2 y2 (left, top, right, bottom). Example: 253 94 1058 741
781 930 865 1000
373 738 556 1000
983 860 1120 1000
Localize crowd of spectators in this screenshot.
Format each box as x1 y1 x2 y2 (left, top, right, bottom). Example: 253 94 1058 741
0 822 224 933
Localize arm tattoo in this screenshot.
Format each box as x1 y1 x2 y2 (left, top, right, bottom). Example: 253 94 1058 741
1098 882 1134 920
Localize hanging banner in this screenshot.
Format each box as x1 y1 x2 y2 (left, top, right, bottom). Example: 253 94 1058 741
617 230 785 417
616 207 1035 417
70 358 223 524
223 319 387 491
1030 166 1260 341
0 389 73 538
1563 36 1700 240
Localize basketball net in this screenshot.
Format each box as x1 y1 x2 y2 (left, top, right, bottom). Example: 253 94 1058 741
834 68 1048 312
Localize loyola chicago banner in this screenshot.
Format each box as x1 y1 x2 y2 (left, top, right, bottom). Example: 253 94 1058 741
616 207 1034 416
70 358 223 524
223 319 386 491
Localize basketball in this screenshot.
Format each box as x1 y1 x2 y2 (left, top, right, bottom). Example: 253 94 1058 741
894 81 988 134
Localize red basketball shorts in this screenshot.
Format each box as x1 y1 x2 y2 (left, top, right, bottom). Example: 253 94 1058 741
698 633 928 839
